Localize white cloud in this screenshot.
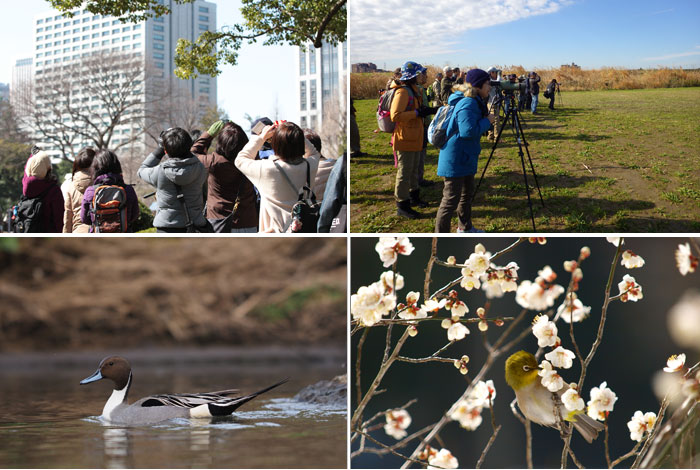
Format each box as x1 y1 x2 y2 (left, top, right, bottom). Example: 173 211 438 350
350 0 570 63
643 46 700 61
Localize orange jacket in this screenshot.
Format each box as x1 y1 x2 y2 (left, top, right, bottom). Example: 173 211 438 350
389 82 423 152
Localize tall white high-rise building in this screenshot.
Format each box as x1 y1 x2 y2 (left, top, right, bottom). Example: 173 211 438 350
11 58 33 115
18 0 216 158
296 40 347 131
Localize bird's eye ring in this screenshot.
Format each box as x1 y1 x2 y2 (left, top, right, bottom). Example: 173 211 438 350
523 365 531 371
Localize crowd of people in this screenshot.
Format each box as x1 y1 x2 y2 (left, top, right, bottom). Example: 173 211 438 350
5 118 346 234
382 61 561 232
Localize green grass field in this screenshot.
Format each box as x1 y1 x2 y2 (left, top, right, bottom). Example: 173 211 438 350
350 87 700 233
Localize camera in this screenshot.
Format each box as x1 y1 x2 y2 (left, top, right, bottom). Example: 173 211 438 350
490 79 526 94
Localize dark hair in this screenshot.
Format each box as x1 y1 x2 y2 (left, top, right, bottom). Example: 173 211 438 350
215 122 249 162
91 149 122 178
73 147 96 176
400 77 417 86
162 127 193 159
190 129 202 141
303 128 322 153
271 122 305 162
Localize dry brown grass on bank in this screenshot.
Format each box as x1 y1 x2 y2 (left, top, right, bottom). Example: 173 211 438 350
351 65 700 99
0 238 346 351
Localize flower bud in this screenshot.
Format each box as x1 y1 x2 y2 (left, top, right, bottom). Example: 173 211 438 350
495 319 504 327
408 325 418 337
580 246 591 259
477 307 486 319
478 320 488 332
447 256 456 265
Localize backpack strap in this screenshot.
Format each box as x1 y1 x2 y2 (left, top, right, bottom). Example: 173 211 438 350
273 159 302 199
174 183 194 229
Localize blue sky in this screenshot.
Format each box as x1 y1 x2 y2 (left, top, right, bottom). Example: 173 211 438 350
350 0 700 70
0 0 297 129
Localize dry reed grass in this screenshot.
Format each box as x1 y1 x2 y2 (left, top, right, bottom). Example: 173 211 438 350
351 65 700 99
0 238 346 350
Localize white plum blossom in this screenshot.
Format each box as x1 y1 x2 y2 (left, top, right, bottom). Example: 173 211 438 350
621 250 645 269
618 274 643 302
538 360 564 392
557 294 591 323
447 300 469 317
562 386 585 412
482 262 519 297
538 265 557 283
471 380 497 408
460 272 481 291
449 400 483 430
427 448 459 470
351 282 396 326
516 279 565 310
482 281 504 299
663 353 686 373
465 252 490 276
545 346 576 369
627 410 656 442
420 298 447 316
375 237 415 268
532 314 559 348
384 409 411 440
398 291 427 320
441 318 469 341
607 237 623 247
380 270 405 292
675 243 698 276
587 382 618 421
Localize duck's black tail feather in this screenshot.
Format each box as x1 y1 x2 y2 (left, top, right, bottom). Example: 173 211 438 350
207 378 289 416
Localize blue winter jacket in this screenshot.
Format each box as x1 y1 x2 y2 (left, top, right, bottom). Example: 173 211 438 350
436 92 491 178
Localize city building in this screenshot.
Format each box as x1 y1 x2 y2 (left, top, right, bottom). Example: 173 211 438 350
11 58 33 115
296 40 347 131
14 0 216 159
0 82 9 102
351 62 380 73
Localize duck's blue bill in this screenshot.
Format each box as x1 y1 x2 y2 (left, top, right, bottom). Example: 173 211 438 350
80 369 103 384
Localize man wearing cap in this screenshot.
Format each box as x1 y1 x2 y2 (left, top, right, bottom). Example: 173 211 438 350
390 61 431 219
529 71 541 113
432 72 443 106
440 66 455 105
486 66 502 142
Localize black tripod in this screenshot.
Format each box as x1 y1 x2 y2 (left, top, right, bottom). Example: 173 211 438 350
472 93 544 231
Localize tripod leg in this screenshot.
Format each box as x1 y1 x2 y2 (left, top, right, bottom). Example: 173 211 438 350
510 111 537 231
514 109 545 208
471 104 509 205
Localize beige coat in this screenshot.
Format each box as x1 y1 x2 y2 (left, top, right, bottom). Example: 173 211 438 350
235 135 321 233
63 171 93 233
313 157 336 202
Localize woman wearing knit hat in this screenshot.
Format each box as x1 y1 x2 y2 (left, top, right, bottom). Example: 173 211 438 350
435 68 495 233
389 60 431 219
19 150 64 232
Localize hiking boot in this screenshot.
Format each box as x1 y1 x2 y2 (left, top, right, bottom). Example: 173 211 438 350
410 189 428 208
397 200 419 219
457 226 484 233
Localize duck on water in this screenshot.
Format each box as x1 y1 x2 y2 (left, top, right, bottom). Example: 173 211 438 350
80 356 288 425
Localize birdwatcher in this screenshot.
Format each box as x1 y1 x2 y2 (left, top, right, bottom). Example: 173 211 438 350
440 66 455 105
486 66 502 142
433 72 443 106
529 71 541 114
546 78 558 110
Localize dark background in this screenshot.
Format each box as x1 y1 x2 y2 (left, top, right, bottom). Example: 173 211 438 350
351 237 699 469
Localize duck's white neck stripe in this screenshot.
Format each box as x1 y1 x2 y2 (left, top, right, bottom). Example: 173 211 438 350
102 373 131 421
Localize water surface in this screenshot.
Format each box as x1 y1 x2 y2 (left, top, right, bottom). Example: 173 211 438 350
0 348 347 468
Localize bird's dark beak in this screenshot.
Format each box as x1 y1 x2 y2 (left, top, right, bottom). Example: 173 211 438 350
80 369 103 385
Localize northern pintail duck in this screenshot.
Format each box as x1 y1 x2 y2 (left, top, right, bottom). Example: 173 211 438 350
80 356 288 425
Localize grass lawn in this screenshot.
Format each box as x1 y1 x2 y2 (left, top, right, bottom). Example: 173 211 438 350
350 87 700 233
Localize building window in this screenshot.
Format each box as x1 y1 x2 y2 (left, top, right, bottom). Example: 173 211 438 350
200 87 209 93
309 47 316 74
154 53 164 59
198 15 209 22
92 42 98 47
155 62 164 69
112 38 119 44
299 49 306 76
199 24 208 31
102 22 109 27
300 116 307 127
102 40 109 45
300 81 307 111
102 31 109 36
199 6 209 13
310 115 317 129
134 24 141 30
92 33 99 38
153 43 163 50
154 34 164 41
113 29 120 34
154 25 164 32
122 26 131 32
37 19 44 24
112 20 120 25
37 27 44 33
133 33 141 39
310 79 317 110
92 24 98 29
154 17 163 23
82 35 89 40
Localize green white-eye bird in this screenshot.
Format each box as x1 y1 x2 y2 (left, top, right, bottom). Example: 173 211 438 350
505 350 604 443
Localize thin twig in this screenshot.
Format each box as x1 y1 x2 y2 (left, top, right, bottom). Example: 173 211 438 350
604 420 612 468
511 399 533 469
351 424 433 458
356 328 369 410
361 398 418 430
476 424 502 469
610 441 642 468
632 392 671 468
354 429 431 468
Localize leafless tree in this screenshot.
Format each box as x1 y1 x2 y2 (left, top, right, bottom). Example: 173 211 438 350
319 78 347 159
18 51 151 161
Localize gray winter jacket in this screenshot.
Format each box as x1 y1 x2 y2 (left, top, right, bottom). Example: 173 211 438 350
138 152 207 229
